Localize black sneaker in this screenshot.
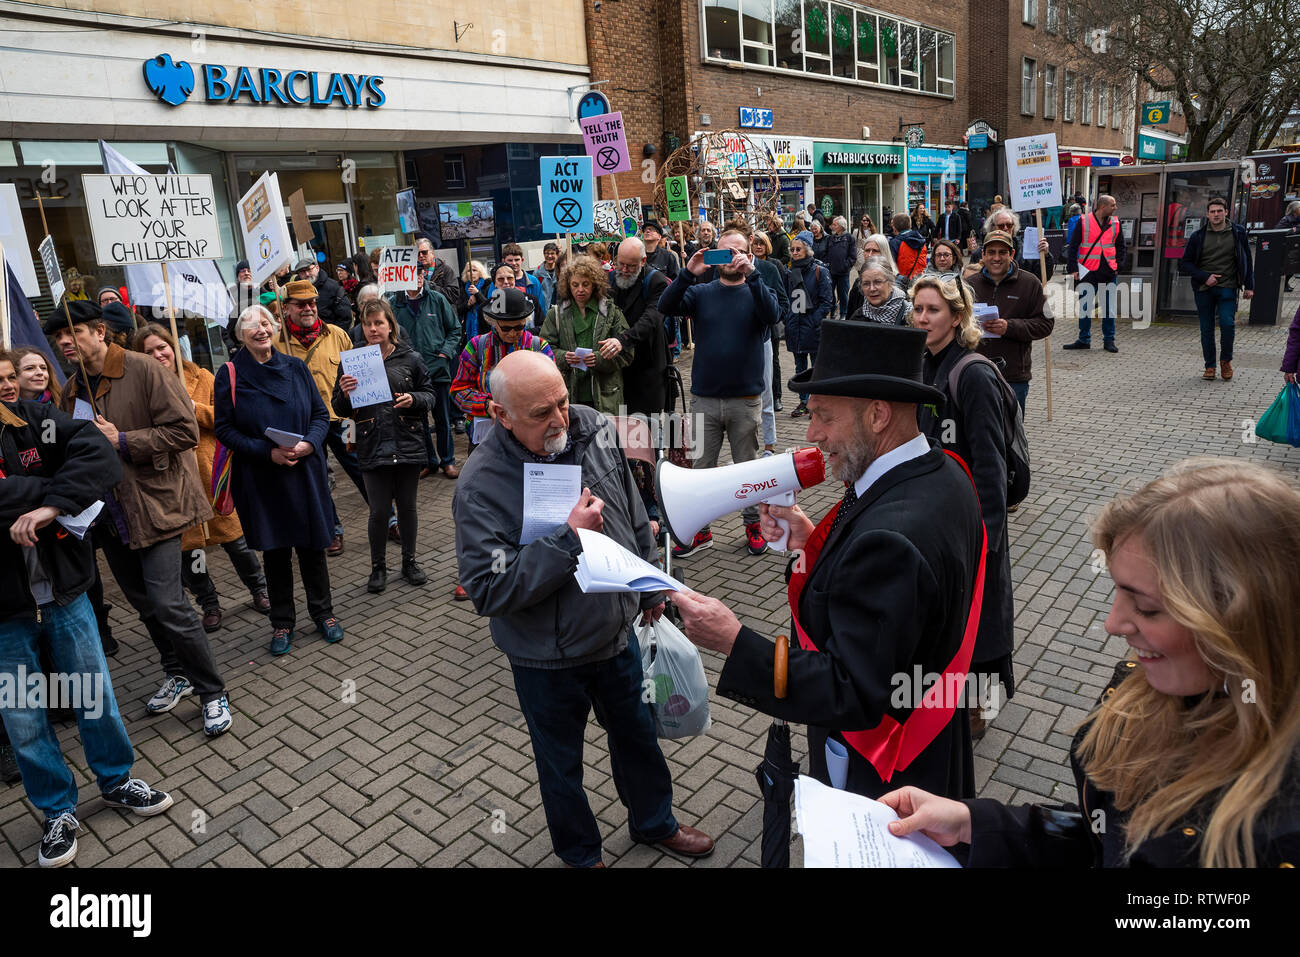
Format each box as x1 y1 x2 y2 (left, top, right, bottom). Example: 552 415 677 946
367 564 387 593
1062 341 1090 350
102 778 174 816
0 742 20 784
38 812 79 867
1103 342 1118 353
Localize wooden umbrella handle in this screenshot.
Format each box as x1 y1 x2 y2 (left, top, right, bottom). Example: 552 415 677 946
774 635 789 699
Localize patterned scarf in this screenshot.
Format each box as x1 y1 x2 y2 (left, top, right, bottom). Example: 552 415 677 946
286 311 323 348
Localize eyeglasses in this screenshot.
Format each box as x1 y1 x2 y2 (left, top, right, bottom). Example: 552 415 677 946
614 261 641 273
496 322 527 333
861 279 889 288
289 300 318 309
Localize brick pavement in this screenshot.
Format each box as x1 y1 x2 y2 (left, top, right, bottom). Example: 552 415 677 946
3 298 1298 868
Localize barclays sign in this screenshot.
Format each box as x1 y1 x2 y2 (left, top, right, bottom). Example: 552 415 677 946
143 54 385 108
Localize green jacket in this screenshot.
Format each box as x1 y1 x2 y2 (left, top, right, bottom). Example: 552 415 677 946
387 288 462 383
540 297 633 415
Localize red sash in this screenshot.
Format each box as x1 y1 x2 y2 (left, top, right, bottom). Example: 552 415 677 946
787 450 987 782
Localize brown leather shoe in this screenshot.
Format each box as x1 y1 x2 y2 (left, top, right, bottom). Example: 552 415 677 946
442 464 460 479
252 590 271 614
201 609 222 633
1220 360 1233 380
1203 367 1216 380
645 825 714 858
327 534 344 556
970 710 988 742
419 467 434 479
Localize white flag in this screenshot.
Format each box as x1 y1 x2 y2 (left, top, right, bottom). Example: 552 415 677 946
98 140 233 322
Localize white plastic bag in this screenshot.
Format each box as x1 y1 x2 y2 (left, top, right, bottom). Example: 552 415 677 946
637 616 712 739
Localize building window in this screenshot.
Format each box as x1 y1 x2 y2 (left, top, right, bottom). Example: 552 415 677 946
1081 77 1093 124
403 157 420 190
1023 0 1037 26
1021 58 1037 116
1063 70 1076 122
1112 83 1122 128
1045 0 1059 33
1044 65 1058 119
1064 1 1079 41
704 0 956 97
1097 84 1108 127
444 153 465 189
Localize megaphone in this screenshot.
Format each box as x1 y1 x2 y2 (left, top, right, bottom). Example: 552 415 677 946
656 448 826 552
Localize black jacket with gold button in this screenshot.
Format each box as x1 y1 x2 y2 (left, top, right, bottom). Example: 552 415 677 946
963 661 1300 867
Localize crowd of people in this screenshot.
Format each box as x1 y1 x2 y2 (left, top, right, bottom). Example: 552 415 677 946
1 192 1296 872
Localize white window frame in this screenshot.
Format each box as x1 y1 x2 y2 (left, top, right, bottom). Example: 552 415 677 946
1081 77 1093 124
1022 57 1037 116
1045 0 1059 33
1112 83 1122 128
1044 65 1058 119
1097 83 1108 127
444 153 465 189
1063 70 1076 122
1023 0 1037 26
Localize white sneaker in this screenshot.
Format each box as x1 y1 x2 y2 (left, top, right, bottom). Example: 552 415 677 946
146 674 193 714
202 695 233 737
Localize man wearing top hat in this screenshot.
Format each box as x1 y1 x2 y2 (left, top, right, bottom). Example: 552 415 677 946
673 321 985 800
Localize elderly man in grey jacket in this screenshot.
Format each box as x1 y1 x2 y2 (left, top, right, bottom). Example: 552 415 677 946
452 350 713 868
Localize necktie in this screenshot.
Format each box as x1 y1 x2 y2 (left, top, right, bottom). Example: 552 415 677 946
828 481 859 535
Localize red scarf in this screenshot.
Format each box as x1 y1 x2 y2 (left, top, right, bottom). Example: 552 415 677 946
286 313 323 348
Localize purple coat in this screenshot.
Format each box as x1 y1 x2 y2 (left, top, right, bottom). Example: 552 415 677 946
1283 304 1300 374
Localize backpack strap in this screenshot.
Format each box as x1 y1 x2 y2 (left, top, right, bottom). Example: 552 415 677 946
945 352 996 412
225 361 236 407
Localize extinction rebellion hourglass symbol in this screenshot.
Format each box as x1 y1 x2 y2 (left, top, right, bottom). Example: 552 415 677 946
553 198 583 229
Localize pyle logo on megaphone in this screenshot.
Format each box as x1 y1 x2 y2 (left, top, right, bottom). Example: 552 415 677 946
657 448 825 553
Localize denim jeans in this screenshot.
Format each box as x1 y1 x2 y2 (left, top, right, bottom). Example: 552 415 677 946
1009 381 1029 414
792 351 812 402
182 536 266 613
832 273 851 319
99 533 226 703
1076 280 1117 345
1194 286 1237 366
326 420 368 537
421 382 456 468
0 595 133 819
510 631 677 867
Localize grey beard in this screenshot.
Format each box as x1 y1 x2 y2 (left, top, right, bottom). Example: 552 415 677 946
612 270 638 291
543 431 569 455
832 422 877 482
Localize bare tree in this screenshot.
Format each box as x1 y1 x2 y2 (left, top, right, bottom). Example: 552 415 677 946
1064 0 1300 159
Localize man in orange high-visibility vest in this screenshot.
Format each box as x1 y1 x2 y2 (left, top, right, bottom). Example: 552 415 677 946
1064 194 1127 353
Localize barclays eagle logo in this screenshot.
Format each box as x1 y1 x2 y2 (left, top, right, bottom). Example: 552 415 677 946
143 54 195 106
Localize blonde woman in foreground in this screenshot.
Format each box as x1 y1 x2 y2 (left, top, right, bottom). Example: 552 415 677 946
882 459 1300 867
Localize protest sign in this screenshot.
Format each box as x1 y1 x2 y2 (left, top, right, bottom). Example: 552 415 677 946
580 111 632 176
396 188 419 234
540 156 593 234
0 185 39 297
236 171 293 287
666 175 690 222
288 188 312 248
376 245 418 294
81 173 222 266
573 199 641 242
340 345 393 408
38 235 64 302
1003 134 1062 213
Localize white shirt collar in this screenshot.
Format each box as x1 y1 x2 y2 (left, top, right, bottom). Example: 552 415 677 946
853 433 932 499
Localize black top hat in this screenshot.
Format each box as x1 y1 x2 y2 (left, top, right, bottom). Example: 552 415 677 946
789 321 944 405
483 286 535 323
42 299 102 336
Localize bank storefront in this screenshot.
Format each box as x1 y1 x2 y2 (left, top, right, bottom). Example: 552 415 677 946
813 142 907 232
1 12 583 367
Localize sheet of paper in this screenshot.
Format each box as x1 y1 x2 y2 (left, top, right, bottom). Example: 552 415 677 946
265 427 305 448
340 345 393 408
973 302 1001 339
521 463 582 545
794 775 961 869
575 528 686 593
471 417 494 445
55 500 103 541
1022 226 1040 259
824 739 850 790
573 347 594 373
72 398 95 421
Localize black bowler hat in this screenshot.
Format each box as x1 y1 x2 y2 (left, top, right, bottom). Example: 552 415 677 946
789 321 944 406
642 221 664 237
483 286 535 323
42 299 102 336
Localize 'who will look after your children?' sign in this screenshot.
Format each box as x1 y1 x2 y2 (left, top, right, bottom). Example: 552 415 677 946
81 174 223 266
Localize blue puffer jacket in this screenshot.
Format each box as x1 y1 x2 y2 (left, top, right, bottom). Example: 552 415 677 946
785 255 832 354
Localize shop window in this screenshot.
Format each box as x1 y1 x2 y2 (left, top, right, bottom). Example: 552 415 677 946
1021 58 1037 116
444 154 466 189
830 3 856 78
1044 65 1058 119
704 1 742 60
1081 77 1093 124
1063 71 1076 122
856 11 879 82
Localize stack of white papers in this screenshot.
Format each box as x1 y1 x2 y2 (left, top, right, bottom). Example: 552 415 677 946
56 501 104 541
794 775 961 868
574 528 686 594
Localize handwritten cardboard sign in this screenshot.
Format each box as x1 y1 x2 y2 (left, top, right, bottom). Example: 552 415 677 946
340 344 393 408
376 245 418 294
81 173 223 266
